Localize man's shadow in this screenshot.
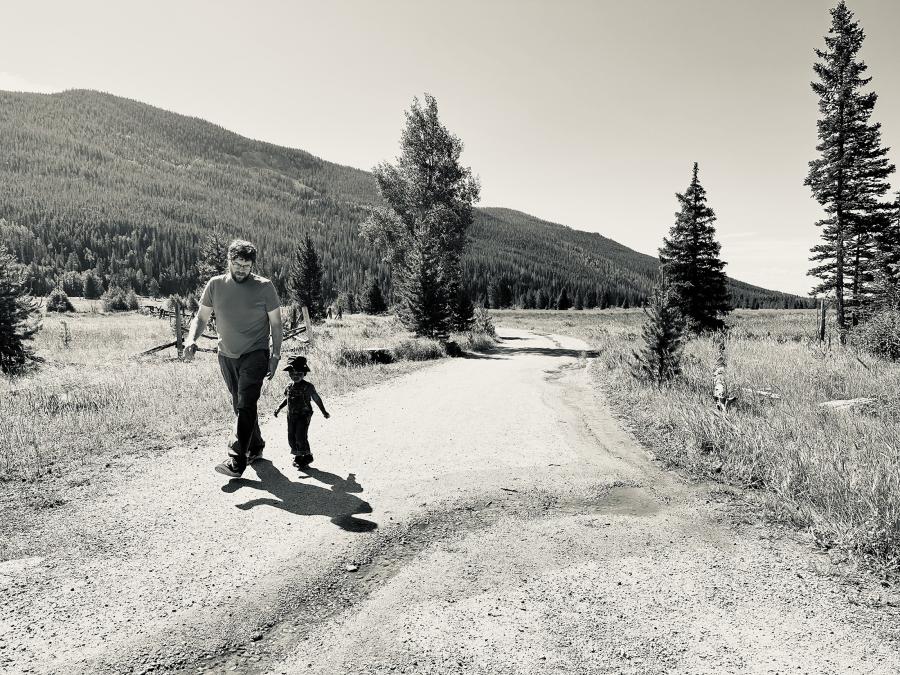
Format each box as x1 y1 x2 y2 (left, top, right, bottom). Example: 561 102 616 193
221 460 377 532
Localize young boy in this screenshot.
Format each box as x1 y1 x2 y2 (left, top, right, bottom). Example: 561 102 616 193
274 355 330 468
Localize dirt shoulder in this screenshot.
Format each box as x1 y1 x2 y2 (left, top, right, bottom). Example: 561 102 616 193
2 330 899 674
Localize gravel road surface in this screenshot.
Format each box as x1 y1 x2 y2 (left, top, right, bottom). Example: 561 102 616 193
2 329 899 674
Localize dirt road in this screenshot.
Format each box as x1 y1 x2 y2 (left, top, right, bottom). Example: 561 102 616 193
3 330 900 674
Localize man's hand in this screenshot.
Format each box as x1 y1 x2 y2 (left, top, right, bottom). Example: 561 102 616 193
182 343 197 363
267 354 280 379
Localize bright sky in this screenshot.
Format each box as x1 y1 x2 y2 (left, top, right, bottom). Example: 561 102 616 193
3 0 899 295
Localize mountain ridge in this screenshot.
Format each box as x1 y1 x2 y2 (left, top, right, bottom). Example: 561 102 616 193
0 88 810 309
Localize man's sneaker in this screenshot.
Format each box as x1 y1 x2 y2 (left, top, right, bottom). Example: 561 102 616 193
247 448 264 464
214 460 244 478
292 454 313 468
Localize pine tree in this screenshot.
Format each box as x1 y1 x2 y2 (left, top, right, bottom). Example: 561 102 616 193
83 270 102 299
360 94 480 337
658 163 731 332
365 278 388 314
0 245 43 375
557 288 572 310
289 232 326 321
806 1 895 330
196 231 228 286
574 292 583 310
871 194 900 309
47 288 75 313
396 235 450 339
631 276 684 383
451 284 476 331
147 277 161 299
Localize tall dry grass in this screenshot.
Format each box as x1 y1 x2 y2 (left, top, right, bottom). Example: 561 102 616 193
0 306 442 485
496 308 900 576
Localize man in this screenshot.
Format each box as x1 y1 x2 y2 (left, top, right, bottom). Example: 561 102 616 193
184 239 283 477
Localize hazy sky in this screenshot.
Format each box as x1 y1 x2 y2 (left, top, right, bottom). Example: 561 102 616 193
3 0 899 294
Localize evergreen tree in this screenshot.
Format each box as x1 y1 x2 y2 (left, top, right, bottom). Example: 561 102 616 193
0 245 43 375
396 235 450 339
83 271 102 299
360 94 480 337
871 194 900 309
47 288 75 313
147 277 161 299
574 291 583 310
364 278 388 314
658 163 731 332
451 284 476 331
557 288 572 310
196 231 228 286
805 1 895 329
289 232 326 321
631 276 684 383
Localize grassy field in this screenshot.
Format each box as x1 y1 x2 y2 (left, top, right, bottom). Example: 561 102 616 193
496 308 900 578
0 299 473 489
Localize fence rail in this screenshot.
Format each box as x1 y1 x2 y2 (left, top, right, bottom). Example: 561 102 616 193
133 301 312 359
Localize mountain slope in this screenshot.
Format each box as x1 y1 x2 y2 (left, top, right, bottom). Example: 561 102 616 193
0 89 808 308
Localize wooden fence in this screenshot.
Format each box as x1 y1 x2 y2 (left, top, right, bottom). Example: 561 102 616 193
134 301 312 359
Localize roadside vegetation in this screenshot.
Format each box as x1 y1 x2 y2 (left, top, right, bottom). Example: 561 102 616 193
0 299 492 488
497 308 900 578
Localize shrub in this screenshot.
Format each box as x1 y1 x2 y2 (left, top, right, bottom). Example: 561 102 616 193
102 286 139 312
392 338 446 361
466 332 496 353
853 309 900 360
46 289 75 313
335 343 373 367
471 307 496 337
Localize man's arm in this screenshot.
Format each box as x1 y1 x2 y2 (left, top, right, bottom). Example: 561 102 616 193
267 307 283 379
183 304 213 362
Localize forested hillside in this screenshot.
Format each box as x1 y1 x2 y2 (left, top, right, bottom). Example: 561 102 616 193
0 89 809 309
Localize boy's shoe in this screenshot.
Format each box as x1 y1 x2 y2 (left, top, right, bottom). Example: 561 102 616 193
214 459 245 478
292 454 313 468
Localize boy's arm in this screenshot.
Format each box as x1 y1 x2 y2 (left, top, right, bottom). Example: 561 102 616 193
310 386 329 418
274 396 287 416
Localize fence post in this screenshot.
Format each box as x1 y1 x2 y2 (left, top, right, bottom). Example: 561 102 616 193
174 299 184 359
818 299 827 342
301 306 314 346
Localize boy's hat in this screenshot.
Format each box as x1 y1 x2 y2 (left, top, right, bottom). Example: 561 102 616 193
283 355 310 373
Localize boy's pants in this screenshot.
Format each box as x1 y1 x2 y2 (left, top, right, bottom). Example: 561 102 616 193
287 411 313 457
218 349 268 470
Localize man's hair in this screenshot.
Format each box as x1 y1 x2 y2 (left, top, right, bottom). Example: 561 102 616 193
227 239 257 262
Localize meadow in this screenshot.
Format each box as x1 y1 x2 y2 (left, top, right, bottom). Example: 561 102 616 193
496 308 900 578
0 299 476 492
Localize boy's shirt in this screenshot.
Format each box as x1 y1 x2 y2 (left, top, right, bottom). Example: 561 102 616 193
285 380 316 416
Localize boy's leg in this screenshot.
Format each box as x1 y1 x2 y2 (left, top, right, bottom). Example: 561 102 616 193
299 412 313 457
287 415 299 455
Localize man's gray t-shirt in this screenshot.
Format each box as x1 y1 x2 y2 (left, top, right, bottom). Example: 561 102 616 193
199 273 281 358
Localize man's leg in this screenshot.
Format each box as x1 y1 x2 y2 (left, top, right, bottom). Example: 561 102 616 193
218 354 241 457
233 350 269 471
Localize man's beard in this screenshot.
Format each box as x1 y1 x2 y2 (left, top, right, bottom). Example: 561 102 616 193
231 271 250 283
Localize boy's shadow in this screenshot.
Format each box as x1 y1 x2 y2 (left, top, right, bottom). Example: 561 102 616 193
221 460 377 532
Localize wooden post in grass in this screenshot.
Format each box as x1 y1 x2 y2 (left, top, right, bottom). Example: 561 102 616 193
817 299 827 343
301 305 314 346
174 298 184 359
